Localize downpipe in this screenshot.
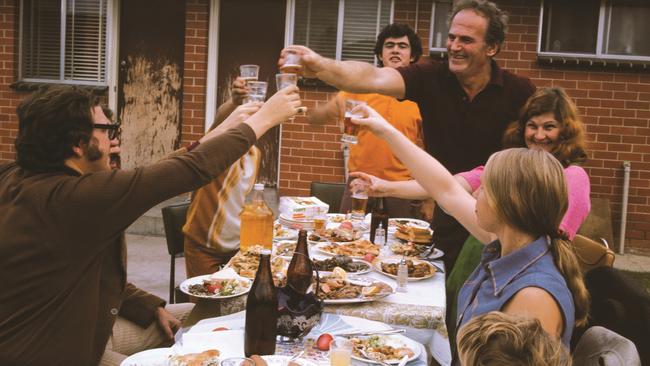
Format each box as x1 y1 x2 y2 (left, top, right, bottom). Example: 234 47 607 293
619 161 631 254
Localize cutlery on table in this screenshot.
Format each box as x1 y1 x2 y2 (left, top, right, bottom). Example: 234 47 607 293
331 328 406 337
358 348 392 366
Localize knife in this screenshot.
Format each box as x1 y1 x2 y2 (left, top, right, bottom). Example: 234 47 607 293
331 328 406 337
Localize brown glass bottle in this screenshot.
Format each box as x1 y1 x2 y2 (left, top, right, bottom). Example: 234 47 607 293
244 250 278 357
286 229 313 294
370 197 389 244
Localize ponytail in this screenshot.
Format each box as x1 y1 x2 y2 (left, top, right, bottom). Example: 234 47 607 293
550 238 590 327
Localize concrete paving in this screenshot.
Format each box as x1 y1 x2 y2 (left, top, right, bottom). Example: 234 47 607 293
125 232 650 303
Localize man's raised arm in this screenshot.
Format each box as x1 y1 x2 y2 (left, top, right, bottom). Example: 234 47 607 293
280 45 406 99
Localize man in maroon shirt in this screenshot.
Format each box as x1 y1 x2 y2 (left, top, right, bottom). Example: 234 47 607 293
280 0 535 271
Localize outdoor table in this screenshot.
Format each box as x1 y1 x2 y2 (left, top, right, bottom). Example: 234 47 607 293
181 311 430 365
183 213 452 365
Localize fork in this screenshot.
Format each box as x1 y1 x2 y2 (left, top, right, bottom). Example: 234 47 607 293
358 348 393 366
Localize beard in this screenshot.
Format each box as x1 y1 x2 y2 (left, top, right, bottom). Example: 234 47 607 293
84 137 103 161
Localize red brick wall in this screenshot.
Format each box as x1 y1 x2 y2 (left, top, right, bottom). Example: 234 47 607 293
1 0 648 251
0 0 27 161
182 0 210 146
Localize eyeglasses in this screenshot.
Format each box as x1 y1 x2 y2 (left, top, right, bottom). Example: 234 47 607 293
93 123 121 140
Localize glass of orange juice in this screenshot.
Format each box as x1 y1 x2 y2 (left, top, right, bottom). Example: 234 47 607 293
330 338 353 366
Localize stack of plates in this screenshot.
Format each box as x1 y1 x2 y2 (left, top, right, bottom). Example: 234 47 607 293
279 214 314 230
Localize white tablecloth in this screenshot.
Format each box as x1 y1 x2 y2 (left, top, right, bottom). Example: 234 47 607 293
186 311 429 366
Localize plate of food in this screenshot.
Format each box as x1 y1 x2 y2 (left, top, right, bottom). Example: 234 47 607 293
315 240 380 259
389 242 432 257
273 240 297 258
318 221 364 242
226 245 287 280
312 255 372 275
274 223 298 241
350 334 420 364
393 221 433 244
180 275 252 299
372 257 436 281
313 270 394 304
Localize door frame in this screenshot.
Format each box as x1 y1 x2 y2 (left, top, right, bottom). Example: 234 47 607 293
107 0 120 116
206 0 288 188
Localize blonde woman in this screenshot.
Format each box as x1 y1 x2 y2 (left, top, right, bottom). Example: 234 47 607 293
457 311 570 366
350 106 589 346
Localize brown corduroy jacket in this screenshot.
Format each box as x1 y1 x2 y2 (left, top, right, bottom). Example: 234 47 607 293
0 123 256 366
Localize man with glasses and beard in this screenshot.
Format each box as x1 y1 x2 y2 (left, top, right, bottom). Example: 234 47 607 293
0 84 300 365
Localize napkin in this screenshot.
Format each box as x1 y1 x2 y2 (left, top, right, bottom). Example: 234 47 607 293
174 330 245 358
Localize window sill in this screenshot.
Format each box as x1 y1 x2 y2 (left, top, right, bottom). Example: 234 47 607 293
537 53 650 70
10 81 109 93
298 78 338 91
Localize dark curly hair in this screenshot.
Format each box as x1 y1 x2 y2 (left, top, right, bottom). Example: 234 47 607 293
15 85 100 172
502 87 588 167
373 23 423 67
450 0 509 55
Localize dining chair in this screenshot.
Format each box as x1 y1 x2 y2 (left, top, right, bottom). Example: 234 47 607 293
161 200 190 304
309 182 346 214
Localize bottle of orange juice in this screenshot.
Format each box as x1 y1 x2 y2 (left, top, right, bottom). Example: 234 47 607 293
240 183 274 251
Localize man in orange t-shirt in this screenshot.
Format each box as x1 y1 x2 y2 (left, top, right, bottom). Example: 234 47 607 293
309 23 424 217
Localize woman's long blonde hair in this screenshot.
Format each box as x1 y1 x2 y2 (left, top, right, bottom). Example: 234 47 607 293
482 148 589 327
458 311 571 366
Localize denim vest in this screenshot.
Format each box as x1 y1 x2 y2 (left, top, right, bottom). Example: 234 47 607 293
457 236 575 346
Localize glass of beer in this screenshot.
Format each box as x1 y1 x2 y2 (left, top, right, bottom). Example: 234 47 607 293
280 51 303 74
239 64 259 84
341 99 366 144
350 185 369 221
330 338 353 366
247 81 268 103
313 212 328 234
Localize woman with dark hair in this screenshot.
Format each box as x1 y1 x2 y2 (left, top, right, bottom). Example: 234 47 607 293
458 87 590 239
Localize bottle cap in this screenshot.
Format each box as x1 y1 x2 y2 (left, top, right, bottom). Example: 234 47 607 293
254 183 265 191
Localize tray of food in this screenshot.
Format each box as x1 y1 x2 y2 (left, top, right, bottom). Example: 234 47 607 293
372 257 436 281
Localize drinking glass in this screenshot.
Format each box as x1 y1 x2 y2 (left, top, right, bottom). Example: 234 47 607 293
313 212 328 234
280 51 303 74
275 72 298 91
329 338 353 366
341 99 367 144
220 357 255 366
247 81 268 103
350 185 369 221
239 64 259 84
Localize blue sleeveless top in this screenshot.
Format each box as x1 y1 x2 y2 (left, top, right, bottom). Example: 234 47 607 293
457 236 575 346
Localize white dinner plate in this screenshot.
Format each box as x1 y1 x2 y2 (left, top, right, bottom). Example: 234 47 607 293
120 348 174 366
351 334 422 364
179 274 252 299
372 256 437 281
428 248 444 260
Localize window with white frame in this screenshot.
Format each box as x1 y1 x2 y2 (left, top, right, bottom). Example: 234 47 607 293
19 0 111 85
539 0 650 61
290 0 393 65
429 0 452 51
